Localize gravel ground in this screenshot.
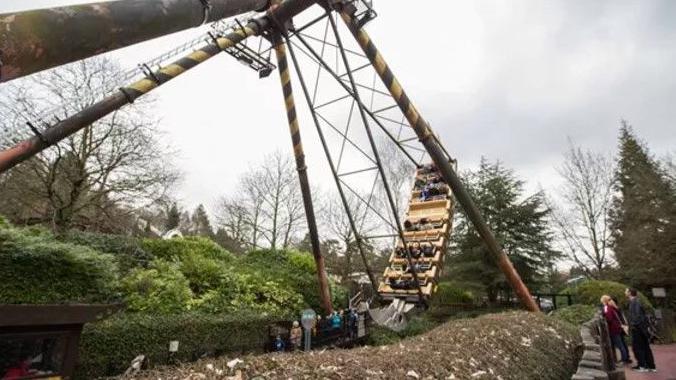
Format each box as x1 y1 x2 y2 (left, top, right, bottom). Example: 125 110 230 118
126 311 581 380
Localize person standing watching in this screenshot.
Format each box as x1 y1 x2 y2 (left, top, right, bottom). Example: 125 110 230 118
290 321 303 351
625 288 656 373
600 295 630 364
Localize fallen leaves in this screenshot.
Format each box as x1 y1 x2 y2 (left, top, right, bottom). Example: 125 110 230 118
126 312 580 380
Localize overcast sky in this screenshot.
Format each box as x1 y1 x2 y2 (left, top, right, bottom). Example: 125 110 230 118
2 0 674 217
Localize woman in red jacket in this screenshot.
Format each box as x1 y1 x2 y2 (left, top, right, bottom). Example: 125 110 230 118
601 295 630 364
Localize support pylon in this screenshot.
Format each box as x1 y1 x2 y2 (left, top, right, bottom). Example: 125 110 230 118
273 35 334 314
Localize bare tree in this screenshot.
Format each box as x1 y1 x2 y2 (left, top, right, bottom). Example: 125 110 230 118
215 198 252 247
215 151 306 250
377 137 416 220
549 141 615 278
322 191 379 282
0 57 180 233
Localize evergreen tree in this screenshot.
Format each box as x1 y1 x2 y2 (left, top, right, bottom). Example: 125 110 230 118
213 227 246 254
165 202 181 231
190 204 214 238
609 122 676 289
447 158 559 302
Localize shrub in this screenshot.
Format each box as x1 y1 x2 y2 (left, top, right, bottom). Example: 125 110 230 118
59 230 153 273
431 281 475 306
179 254 229 296
563 280 653 311
76 311 283 379
192 273 305 316
0 227 119 304
239 249 346 313
551 304 598 326
142 236 233 263
0 215 9 228
121 260 193 313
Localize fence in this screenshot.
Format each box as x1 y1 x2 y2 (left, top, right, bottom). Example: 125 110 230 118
265 313 369 352
572 311 625 380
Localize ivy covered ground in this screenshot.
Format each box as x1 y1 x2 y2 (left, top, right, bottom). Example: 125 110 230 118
130 311 581 380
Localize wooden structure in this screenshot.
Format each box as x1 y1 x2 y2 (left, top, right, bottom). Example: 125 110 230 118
378 164 454 302
0 304 121 379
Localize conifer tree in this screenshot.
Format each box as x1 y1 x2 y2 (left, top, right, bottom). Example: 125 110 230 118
191 204 214 238
165 202 181 231
448 158 559 302
609 122 676 288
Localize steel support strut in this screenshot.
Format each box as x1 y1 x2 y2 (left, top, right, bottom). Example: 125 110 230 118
325 12 426 305
290 33 420 167
0 0 316 174
280 33 381 298
0 0 271 82
273 35 334 314
339 10 540 312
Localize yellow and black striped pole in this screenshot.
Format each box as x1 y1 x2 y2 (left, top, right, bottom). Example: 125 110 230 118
273 36 334 314
339 10 541 313
0 0 315 174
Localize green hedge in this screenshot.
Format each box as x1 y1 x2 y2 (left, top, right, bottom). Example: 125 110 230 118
431 281 475 306
551 304 598 326
59 230 153 273
142 237 234 263
0 227 119 303
76 311 283 379
563 280 653 311
239 249 347 313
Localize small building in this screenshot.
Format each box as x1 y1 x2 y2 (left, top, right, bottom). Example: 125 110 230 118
0 304 120 379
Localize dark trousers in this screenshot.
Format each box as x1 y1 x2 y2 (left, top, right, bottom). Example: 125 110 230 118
631 327 655 369
610 333 629 362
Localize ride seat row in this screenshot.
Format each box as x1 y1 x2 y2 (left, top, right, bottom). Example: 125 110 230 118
378 163 454 302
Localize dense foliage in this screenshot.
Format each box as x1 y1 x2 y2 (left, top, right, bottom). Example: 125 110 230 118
448 159 560 302
430 281 475 306
551 304 598 326
609 124 676 291
58 230 152 273
0 224 119 304
76 311 283 380
0 219 341 315
562 279 653 311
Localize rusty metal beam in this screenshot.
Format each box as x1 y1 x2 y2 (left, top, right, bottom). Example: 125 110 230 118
0 0 316 174
0 0 271 82
273 35 334 314
338 8 541 313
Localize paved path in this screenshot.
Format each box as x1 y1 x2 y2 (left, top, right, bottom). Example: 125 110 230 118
624 344 676 380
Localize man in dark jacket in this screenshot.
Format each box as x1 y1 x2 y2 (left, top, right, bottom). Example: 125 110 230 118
625 288 656 372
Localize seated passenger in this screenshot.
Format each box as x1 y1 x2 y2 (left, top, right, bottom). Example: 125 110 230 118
410 243 422 259
414 178 426 189
419 163 437 174
404 220 416 231
390 278 415 290
422 244 435 257
396 247 407 257
420 185 430 201
428 187 442 197
418 218 434 230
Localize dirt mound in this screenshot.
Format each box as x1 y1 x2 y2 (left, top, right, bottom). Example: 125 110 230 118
128 311 580 380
